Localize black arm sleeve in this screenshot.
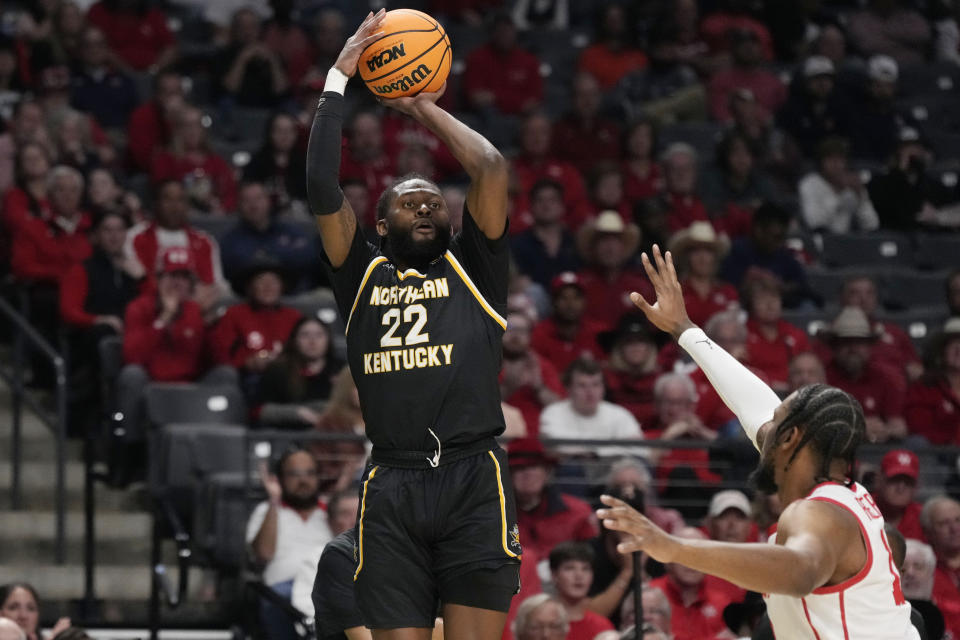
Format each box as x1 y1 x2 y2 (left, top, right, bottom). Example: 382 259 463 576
306 91 346 216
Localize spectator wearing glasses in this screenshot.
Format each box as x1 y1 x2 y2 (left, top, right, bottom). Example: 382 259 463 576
512 594 569 640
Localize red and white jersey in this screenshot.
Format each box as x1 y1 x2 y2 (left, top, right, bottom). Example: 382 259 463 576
765 482 919 639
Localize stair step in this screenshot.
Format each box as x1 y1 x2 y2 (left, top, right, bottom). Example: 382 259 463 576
2 536 152 565
0 510 151 540
0 565 212 600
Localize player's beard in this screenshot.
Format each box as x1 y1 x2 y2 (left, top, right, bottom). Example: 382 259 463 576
386 221 451 272
750 454 779 495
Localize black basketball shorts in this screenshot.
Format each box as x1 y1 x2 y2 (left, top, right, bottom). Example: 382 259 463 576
352 446 522 629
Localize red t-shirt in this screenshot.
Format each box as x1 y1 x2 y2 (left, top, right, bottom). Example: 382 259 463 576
516 489 599 559
567 610 615 640
577 267 655 331
622 161 663 202
933 564 960 640
122 294 206 382
464 44 544 115
682 279 739 327
649 575 733 640
512 154 591 231
530 317 604 375
604 367 658 427
700 13 775 60
551 116 622 175
209 303 302 370
10 215 92 285
826 361 906 420
665 192 710 233
339 145 396 228
578 43 648 90
873 320 920 377
127 102 169 171
2 187 50 233
262 22 314 86
150 150 238 212
501 547 543 640
879 501 926 542
904 379 960 445
86 2 174 70
745 318 810 389
708 67 786 122
500 354 565 438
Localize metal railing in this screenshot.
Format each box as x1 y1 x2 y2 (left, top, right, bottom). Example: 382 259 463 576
0 295 67 563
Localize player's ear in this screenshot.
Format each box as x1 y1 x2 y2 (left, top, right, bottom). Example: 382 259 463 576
376 217 387 237
779 425 802 452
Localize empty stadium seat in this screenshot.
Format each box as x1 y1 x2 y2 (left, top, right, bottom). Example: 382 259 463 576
144 383 247 429
805 269 854 307
914 233 960 271
819 232 911 268
192 471 261 571
781 308 831 336
881 270 951 311
188 214 237 241
97 335 124 411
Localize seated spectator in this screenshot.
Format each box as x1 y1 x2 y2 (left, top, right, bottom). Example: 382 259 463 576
903 538 947 640
552 73 622 175
578 4 648 91
260 0 312 87
339 111 394 228
775 56 849 160
36 65 117 168
305 8 345 79
513 113 591 228
605 457 685 535
787 351 827 392
52 111 102 176
576 211 652 330
701 130 776 238
247 447 332 640
742 276 809 393
822 306 908 443
584 487 644 624
847 55 909 162
86 0 177 71
117 247 238 442
720 203 817 309
549 542 616 640
242 113 307 213
905 318 960 445
512 594 568 640
799 137 879 233
500 311 565 435
690 311 760 432
660 143 709 234
210 263 301 393
219 181 320 294
69 26 137 130
847 0 931 68
619 586 674 637
587 163 631 221
700 0 774 61
2 142 52 235
126 180 228 313
150 106 237 214
510 180 580 288
708 28 786 123
126 69 183 172
0 582 71 640
839 274 921 380
669 221 738 327
600 315 662 426
703 490 752 603
727 88 779 175
213 8 290 108
531 272 603 374
876 449 926 541
508 437 598 560
922 495 960 640
648 527 736 640
620 119 663 202
463 12 542 116
85 168 144 224
540 358 645 458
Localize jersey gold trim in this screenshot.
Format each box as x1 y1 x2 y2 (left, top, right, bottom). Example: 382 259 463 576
345 256 389 335
444 252 507 330
354 465 380 581
487 451 520 559
396 267 427 280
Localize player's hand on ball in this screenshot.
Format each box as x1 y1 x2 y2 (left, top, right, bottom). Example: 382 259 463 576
597 494 679 563
334 9 386 77
380 83 447 117
631 244 695 339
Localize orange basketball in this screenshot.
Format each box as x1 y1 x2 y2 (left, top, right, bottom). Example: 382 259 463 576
357 9 451 99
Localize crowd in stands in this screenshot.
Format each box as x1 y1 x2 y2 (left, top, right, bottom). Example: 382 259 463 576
2 0 960 638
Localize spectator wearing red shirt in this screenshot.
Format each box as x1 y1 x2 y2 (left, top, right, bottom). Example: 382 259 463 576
552 73 622 176
512 112 592 229
339 111 395 228
661 143 709 233
86 0 177 71
708 29 786 123
463 12 543 116
125 180 227 314
621 119 663 203
548 542 615 640
703 491 753 604
500 312 564 436
531 272 603 374
669 221 738 327
508 438 598 559
905 318 960 445
700 1 775 61
150 106 237 213
840 275 922 382
575 211 652 330
126 70 184 172
261 0 314 86
649 527 736 640
117 247 239 442
2 141 51 235
922 495 960 640
822 306 908 443
577 4 648 91
742 276 809 394
701 130 776 238
875 450 926 542
586 163 632 221
787 351 826 393
600 316 662 427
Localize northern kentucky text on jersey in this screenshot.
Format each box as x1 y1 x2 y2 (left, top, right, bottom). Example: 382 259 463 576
368 278 450 306
363 343 454 374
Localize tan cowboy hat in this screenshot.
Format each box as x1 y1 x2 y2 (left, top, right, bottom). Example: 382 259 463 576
668 221 731 261
820 306 880 341
576 210 641 261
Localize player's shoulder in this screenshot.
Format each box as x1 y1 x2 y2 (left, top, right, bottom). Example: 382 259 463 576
779 488 860 537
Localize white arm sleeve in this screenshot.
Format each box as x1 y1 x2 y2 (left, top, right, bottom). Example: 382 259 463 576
678 327 782 450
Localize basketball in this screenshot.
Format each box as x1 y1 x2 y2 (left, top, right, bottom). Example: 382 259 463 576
357 9 451 99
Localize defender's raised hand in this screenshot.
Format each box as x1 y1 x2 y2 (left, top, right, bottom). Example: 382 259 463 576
631 244 695 339
334 10 386 77
597 494 679 563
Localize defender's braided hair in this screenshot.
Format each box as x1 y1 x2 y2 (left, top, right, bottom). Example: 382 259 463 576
772 384 865 484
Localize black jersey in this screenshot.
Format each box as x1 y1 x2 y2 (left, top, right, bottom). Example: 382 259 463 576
324 207 508 453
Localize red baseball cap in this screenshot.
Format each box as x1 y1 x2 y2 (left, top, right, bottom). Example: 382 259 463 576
881 449 919 480
506 438 556 468
157 246 196 275
549 271 584 296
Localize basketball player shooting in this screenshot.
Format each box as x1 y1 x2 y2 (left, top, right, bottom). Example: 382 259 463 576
597 246 919 639
306 10 520 640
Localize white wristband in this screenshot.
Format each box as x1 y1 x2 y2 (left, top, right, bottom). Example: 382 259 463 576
324 67 349 95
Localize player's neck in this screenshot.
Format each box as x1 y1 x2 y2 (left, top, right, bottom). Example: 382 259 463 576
778 457 849 504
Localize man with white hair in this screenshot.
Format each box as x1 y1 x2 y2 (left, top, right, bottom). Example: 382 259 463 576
922 495 960 639
620 585 673 637
660 143 709 234
903 538 946 640
512 594 569 640
0 618 25 640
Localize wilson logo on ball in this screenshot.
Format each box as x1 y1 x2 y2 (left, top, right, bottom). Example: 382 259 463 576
373 63 432 95
366 44 407 72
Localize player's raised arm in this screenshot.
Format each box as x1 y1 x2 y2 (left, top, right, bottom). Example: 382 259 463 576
380 89 508 240
633 245 781 449
306 10 386 268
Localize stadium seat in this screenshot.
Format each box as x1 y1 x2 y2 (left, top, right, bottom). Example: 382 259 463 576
897 61 960 99
658 122 725 159
192 471 261 571
781 308 831 337
805 269 854 306
880 270 951 311
97 335 124 412
914 233 960 271
144 383 247 429
189 214 237 241
819 232 911 268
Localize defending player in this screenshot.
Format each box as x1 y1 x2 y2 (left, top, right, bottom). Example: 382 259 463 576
306 11 520 640
597 246 919 639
